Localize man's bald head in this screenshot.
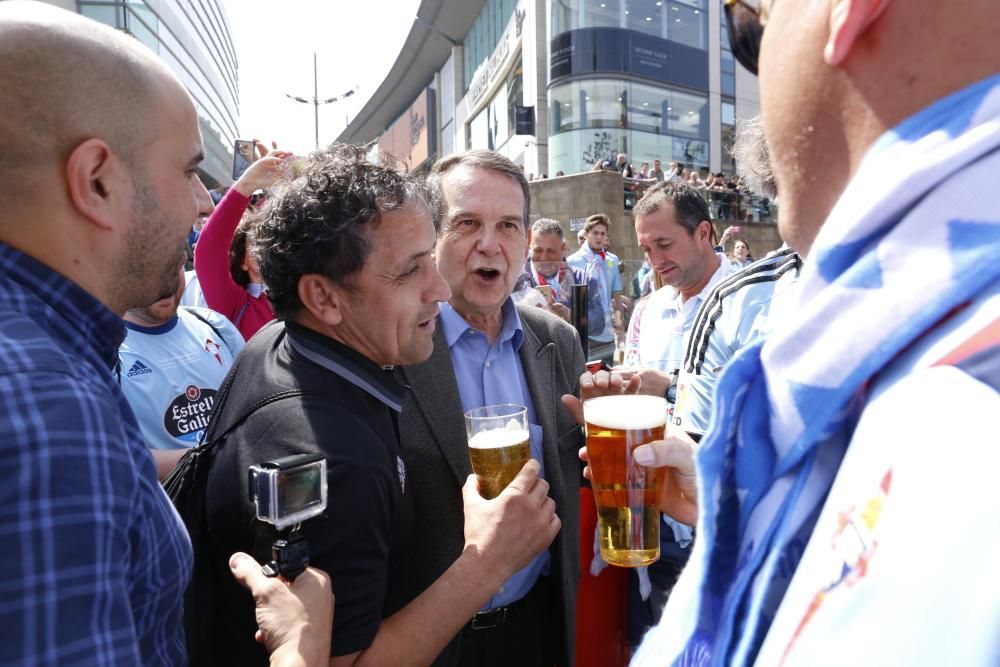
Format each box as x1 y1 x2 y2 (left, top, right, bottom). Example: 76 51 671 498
0 1 186 202
758 0 1000 255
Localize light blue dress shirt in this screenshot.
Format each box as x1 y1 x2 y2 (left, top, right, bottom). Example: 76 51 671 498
567 243 622 342
439 299 549 609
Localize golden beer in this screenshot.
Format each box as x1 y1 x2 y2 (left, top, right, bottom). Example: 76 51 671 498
584 395 668 567
468 430 531 499
465 404 531 500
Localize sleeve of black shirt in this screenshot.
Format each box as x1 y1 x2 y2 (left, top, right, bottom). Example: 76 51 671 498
305 454 397 656
222 401 401 658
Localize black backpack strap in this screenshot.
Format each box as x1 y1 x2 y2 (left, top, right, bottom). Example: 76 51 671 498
161 331 317 495
162 388 321 497
206 389 321 446
184 307 226 341
183 306 245 360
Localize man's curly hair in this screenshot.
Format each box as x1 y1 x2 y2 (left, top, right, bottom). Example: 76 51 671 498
252 144 429 319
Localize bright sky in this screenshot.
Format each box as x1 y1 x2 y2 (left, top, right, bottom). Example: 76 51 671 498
222 0 421 155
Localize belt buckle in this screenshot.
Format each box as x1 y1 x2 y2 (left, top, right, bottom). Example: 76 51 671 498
471 606 507 630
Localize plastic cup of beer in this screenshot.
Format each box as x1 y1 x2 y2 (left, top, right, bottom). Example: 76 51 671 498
465 404 531 500
583 394 668 567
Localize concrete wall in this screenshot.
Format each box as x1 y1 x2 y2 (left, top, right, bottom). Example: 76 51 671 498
529 170 636 255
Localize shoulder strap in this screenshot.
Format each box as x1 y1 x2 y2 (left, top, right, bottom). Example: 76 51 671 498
204 389 320 447
232 300 251 327
161 386 321 496
161 334 317 494
184 307 242 357
198 332 314 446
184 307 226 343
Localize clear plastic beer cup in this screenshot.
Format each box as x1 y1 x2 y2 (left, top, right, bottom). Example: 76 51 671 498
583 394 668 566
464 404 531 500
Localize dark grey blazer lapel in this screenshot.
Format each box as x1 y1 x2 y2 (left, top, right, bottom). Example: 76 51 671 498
517 310 566 498
399 327 470 486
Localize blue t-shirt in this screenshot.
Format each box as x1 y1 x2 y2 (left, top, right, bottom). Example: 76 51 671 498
119 306 244 449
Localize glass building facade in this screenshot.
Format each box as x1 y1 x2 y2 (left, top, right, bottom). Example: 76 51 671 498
344 0 758 181
466 56 524 154
547 0 713 175
462 0 525 156
78 0 239 185
463 0 519 92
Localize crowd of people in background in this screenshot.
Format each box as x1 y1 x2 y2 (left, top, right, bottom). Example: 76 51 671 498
585 153 773 222
534 152 765 220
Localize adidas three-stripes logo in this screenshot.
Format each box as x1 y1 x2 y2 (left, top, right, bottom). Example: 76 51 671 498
126 360 153 377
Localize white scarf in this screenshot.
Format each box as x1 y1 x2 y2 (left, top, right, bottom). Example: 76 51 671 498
656 74 1000 667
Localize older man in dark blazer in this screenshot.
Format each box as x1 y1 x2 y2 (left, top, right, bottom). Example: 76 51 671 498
387 150 586 666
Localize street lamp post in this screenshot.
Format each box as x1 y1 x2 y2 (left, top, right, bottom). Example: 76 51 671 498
286 52 358 150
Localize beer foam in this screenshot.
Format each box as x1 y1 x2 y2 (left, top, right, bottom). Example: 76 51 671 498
469 426 530 449
584 395 667 431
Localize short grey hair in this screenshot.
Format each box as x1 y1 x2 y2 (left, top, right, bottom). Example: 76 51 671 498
730 115 777 199
531 218 563 238
427 149 530 233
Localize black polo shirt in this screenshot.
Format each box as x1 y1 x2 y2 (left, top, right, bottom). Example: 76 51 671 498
204 320 413 663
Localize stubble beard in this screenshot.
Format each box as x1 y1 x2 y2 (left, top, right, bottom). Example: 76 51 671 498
114 169 186 312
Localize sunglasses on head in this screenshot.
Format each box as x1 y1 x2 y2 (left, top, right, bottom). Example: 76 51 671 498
724 0 765 76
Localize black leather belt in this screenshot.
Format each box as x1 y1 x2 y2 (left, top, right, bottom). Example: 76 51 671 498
468 594 530 630
468 576 551 631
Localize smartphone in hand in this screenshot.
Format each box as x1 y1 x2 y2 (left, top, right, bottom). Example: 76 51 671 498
585 360 614 374
536 285 555 304
232 139 255 180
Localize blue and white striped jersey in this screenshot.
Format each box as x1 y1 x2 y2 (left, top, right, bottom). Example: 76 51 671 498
675 248 803 435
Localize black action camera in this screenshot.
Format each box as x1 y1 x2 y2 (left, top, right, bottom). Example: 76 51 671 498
248 453 328 580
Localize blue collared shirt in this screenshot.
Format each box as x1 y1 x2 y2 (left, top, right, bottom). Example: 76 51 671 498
439 300 550 608
567 244 622 342
0 242 192 666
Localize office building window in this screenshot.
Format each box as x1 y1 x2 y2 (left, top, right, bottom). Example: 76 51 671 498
548 77 708 174
721 99 735 174
720 10 736 96
550 79 706 138
468 60 523 151
551 0 706 50
463 0 518 92
80 3 122 27
549 79 628 133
